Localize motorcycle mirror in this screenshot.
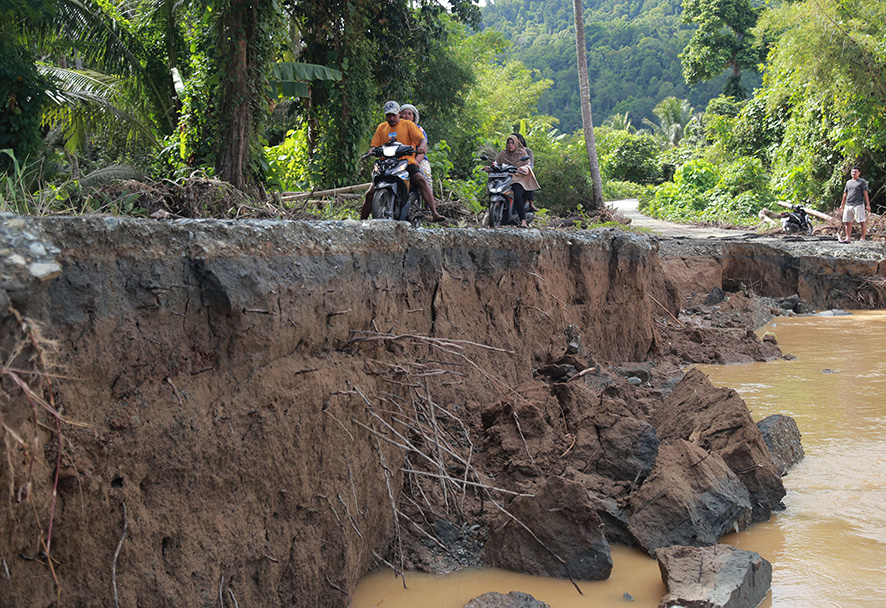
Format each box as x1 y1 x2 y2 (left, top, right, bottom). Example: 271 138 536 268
478 155 490 161
520 155 530 161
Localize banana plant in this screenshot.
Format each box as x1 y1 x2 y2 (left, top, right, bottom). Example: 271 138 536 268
270 61 342 98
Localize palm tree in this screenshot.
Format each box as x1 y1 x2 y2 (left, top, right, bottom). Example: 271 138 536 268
572 0 604 209
603 112 636 133
642 97 694 148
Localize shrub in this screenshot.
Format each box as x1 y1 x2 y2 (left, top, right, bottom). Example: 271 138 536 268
644 157 773 225
598 130 661 183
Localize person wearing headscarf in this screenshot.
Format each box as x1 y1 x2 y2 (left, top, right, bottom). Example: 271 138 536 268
513 132 538 212
495 134 540 227
399 104 433 191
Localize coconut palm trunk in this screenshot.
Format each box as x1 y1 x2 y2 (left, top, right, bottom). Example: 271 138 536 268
573 0 604 209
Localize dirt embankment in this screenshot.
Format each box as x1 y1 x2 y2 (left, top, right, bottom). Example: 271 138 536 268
0 217 883 608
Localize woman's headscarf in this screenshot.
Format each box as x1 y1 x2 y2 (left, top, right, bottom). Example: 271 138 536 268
400 103 420 125
496 135 529 167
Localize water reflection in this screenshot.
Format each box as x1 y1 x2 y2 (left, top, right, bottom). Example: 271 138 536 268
351 311 886 608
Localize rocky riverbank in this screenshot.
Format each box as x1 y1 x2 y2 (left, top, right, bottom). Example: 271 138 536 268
0 216 882 608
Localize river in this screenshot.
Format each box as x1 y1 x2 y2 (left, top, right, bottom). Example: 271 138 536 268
351 310 886 608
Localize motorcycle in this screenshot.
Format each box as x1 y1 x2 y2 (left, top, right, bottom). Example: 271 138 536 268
478 155 529 228
362 142 422 223
781 204 813 235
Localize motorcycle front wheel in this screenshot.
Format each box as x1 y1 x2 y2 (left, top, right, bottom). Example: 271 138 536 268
372 189 394 219
483 201 505 228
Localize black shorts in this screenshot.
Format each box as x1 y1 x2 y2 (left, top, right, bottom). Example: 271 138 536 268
407 164 422 178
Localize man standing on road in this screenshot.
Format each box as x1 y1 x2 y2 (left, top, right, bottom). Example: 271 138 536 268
360 101 445 222
839 166 871 242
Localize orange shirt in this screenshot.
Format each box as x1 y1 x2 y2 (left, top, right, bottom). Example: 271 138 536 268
370 119 425 165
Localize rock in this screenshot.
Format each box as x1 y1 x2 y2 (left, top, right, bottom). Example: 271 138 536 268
29 261 62 281
651 368 785 522
595 415 659 485
778 294 800 310
627 440 752 554
567 471 635 546
612 364 652 385
464 591 551 608
794 300 812 314
704 286 725 305
483 476 613 580
655 544 772 608
551 382 659 486
756 414 804 475
564 324 585 355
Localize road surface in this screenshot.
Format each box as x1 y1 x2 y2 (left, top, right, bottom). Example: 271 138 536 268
607 199 755 239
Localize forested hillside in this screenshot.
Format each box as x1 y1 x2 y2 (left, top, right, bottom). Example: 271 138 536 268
481 0 760 131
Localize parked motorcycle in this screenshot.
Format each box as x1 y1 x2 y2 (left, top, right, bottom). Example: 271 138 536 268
781 204 813 235
362 142 422 223
478 155 529 228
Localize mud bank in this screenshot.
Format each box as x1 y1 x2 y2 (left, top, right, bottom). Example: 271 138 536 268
0 217 882 608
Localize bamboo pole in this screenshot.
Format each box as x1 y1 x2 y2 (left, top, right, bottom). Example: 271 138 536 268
280 183 371 201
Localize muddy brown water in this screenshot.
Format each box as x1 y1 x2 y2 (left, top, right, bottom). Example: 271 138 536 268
350 311 886 608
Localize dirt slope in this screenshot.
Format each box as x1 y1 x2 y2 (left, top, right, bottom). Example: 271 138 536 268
0 216 882 608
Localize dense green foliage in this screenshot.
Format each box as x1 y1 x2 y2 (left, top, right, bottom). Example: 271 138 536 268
3 0 885 228
0 39 49 171
680 0 762 98
633 0 886 225
481 0 758 133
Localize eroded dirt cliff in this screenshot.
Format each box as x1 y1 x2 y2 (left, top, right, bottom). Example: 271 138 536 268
0 216 882 608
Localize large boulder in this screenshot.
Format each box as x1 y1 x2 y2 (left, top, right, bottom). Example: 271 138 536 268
655 544 772 608
652 368 785 521
464 591 551 608
568 471 635 546
552 383 659 485
483 476 612 580
595 414 659 484
628 440 752 554
757 414 804 475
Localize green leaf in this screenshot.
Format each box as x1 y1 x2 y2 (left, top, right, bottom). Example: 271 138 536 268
272 62 342 83
270 62 341 99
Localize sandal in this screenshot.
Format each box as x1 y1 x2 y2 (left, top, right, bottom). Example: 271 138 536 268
432 215 447 223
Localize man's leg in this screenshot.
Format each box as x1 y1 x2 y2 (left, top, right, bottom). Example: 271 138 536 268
860 221 867 240
361 185 375 220
411 172 444 221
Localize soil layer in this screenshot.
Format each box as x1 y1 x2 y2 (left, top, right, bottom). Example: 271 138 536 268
0 217 882 608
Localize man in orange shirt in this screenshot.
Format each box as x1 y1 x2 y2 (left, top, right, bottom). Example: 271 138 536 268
360 101 445 221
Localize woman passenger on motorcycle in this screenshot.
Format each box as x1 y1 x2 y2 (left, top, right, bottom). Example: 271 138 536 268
514 133 539 212
495 135 540 228
399 104 433 192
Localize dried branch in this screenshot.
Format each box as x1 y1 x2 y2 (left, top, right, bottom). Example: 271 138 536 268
112 501 128 608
